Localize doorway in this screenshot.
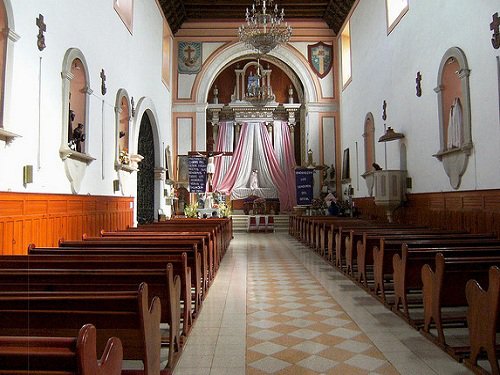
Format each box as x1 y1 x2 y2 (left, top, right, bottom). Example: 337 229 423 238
136 113 155 224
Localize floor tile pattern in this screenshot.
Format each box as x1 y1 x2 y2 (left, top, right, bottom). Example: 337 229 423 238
246 237 399 375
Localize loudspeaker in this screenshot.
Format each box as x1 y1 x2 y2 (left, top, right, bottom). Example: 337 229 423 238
23 165 33 185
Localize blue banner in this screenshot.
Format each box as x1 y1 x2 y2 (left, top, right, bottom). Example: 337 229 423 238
188 156 207 193
295 168 314 205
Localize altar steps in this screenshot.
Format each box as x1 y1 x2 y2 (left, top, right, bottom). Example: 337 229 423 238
231 214 289 233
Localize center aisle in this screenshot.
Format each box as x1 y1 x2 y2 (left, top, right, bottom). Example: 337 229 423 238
174 232 471 375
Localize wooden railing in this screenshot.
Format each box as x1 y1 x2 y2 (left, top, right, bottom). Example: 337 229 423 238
0 192 134 255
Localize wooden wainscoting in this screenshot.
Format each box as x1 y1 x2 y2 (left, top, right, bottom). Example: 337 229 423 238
0 192 134 255
354 189 500 237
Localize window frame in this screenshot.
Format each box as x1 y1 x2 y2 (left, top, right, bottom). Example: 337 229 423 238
340 20 352 90
386 0 409 34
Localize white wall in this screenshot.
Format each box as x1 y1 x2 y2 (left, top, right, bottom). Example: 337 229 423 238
340 0 500 195
0 0 172 195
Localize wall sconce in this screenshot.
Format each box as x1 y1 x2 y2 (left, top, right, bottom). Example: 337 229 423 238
113 179 120 192
23 165 33 186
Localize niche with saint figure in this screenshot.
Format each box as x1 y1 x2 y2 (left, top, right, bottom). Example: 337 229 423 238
434 47 472 189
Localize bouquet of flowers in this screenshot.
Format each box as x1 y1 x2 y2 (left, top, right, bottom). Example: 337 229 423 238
218 202 232 217
184 203 198 218
119 149 130 165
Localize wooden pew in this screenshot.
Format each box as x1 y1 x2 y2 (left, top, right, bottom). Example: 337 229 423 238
371 234 500 300
464 266 500 375
0 283 162 375
421 253 500 356
59 238 206 307
100 230 217 284
24 248 191 338
0 324 123 375
391 243 500 325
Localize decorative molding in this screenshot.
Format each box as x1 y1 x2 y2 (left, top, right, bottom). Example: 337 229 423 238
8 29 20 42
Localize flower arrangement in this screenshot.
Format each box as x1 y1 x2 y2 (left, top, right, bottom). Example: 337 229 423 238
184 203 198 218
218 202 232 217
119 149 130 165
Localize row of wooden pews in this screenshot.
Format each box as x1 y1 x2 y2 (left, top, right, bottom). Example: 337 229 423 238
0 217 232 374
290 215 500 375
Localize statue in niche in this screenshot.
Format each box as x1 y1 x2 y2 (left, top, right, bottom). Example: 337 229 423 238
247 71 259 97
70 123 86 153
447 97 463 149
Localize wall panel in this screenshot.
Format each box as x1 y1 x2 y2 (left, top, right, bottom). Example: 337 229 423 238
354 189 500 237
0 192 134 255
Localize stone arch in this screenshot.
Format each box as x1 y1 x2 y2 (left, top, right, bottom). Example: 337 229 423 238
195 42 320 105
131 96 163 222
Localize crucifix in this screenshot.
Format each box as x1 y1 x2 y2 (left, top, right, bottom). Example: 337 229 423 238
491 12 500 49
416 71 422 97
100 69 107 95
188 135 233 192
183 44 196 64
36 14 46 51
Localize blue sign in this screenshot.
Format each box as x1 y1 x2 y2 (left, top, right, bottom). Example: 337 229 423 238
188 156 207 193
295 168 314 205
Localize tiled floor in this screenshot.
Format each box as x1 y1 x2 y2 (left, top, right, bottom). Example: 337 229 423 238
174 232 473 375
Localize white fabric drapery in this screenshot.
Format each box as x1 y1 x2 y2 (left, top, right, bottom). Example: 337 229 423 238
214 121 296 211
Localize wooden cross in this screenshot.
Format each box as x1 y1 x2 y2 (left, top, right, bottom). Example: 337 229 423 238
36 14 46 51
184 44 196 63
491 12 500 49
416 71 422 97
100 69 107 95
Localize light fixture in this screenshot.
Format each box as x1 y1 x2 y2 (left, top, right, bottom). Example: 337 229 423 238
238 0 292 55
378 127 404 142
245 57 275 107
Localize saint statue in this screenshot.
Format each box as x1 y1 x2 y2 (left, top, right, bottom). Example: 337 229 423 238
250 169 259 190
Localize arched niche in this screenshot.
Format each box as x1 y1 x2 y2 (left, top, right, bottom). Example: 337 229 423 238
196 42 319 106
114 88 133 172
0 0 21 144
433 47 472 189
60 48 94 193
362 112 376 196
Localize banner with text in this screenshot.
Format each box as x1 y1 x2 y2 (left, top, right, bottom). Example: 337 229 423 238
295 168 314 205
188 156 207 193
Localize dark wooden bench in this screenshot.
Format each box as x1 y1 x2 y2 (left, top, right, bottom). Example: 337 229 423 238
0 324 123 375
356 232 497 291
100 230 217 284
392 243 500 325
371 234 500 301
24 249 191 338
0 282 162 375
421 253 500 356
464 266 500 375
60 238 206 306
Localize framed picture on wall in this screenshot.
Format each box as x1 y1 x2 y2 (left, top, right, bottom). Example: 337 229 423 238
341 148 350 181
177 155 189 183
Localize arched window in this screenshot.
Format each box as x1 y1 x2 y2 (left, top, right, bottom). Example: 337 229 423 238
115 89 132 170
60 48 93 163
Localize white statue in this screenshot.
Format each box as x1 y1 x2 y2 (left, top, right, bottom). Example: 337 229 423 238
250 169 259 190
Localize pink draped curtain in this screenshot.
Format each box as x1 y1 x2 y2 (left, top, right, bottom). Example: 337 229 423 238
214 124 248 193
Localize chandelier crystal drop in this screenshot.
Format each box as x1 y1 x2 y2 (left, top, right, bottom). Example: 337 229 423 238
238 0 292 55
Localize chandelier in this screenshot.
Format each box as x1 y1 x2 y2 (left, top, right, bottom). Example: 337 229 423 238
238 0 292 55
245 58 276 107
